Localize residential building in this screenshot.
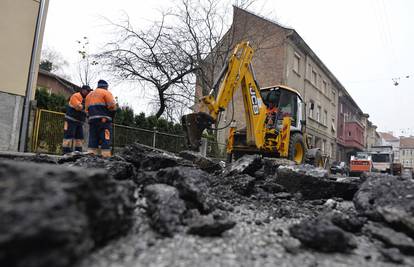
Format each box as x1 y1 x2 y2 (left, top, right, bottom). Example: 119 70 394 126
378 132 400 163
336 94 365 162
365 120 381 149
399 137 414 168
195 6 365 160
37 69 80 98
0 0 49 151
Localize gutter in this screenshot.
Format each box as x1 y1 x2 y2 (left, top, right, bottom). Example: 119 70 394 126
19 0 47 152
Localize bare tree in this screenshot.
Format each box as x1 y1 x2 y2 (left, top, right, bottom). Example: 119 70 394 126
76 36 98 86
98 0 265 120
40 47 70 79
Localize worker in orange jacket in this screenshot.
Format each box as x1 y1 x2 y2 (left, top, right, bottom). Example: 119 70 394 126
265 91 279 128
62 85 92 154
85 80 116 157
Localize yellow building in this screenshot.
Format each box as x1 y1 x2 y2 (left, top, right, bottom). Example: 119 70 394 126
0 0 49 151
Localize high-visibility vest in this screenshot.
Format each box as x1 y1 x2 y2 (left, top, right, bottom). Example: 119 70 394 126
85 88 116 121
65 92 86 122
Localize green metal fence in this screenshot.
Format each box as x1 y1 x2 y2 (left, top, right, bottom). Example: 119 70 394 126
32 109 226 158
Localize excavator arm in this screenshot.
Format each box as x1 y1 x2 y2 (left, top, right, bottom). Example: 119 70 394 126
182 42 268 150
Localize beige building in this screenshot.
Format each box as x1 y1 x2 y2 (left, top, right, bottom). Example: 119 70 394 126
399 137 414 168
196 7 353 159
0 0 49 151
365 120 381 149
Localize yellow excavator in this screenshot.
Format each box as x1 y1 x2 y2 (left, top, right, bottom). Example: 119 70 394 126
182 41 322 165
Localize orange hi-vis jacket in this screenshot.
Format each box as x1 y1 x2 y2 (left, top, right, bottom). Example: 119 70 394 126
85 88 116 121
65 92 87 122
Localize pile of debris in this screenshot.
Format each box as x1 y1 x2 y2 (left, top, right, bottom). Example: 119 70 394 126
0 143 413 267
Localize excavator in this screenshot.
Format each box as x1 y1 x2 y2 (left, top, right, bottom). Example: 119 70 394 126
181 41 322 165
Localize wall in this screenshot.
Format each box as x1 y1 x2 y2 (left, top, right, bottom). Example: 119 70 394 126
366 122 379 149
0 0 49 151
284 39 338 158
0 93 25 150
400 148 414 168
0 0 48 96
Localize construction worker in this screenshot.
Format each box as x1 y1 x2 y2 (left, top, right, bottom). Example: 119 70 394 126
265 91 280 128
62 85 92 154
85 79 116 157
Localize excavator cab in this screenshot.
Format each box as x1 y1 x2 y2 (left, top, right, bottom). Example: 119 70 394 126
260 86 303 130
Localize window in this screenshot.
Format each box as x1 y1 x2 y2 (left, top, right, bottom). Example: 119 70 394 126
323 81 327 94
323 110 328 125
322 140 326 153
332 90 336 102
372 154 390 163
309 101 314 118
331 118 336 132
340 103 343 113
312 69 317 85
278 89 299 126
316 106 321 122
293 53 300 74
348 131 352 137
307 134 314 148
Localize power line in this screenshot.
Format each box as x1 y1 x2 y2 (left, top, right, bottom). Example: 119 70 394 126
345 73 412 85
372 0 396 75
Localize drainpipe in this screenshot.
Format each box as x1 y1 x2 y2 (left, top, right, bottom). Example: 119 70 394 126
19 0 47 152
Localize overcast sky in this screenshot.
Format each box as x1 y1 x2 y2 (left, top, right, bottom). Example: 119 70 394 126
43 0 414 136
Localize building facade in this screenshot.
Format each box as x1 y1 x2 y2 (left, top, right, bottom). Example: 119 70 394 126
195 6 371 160
0 0 49 151
336 93 366 162
365 120 381 149
37 69 80 98
399 137 414 168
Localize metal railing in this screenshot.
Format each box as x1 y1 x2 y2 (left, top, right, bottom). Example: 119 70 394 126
32 109 65 154
31 109 226 158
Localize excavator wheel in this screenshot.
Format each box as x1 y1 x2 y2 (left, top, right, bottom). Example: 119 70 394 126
288 133 305 164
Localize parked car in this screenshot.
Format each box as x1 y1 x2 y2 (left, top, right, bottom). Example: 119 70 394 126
330 161 349 176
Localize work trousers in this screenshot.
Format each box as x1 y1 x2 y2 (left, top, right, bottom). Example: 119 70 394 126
88 118 112 157
62 119 84 154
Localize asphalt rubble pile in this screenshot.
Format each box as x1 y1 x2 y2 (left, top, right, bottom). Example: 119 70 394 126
0 143 413 266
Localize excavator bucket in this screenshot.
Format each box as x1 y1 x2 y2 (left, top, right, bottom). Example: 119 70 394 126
181 112 215 151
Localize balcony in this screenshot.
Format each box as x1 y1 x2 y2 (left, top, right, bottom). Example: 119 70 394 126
344 121 364 149
338 121 364 150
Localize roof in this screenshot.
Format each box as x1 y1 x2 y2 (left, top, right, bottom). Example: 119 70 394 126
233 6 364 114
260 84 303 101
400 137 414 149
378 132 399 142
38 69 80 93
233 5 293 31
